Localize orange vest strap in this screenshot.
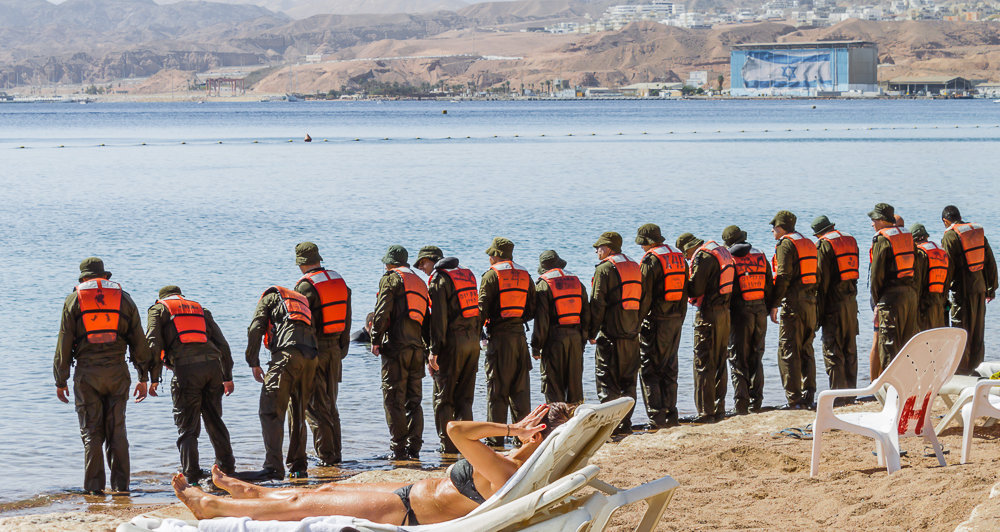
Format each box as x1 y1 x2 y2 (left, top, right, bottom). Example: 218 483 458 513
877 227 916 278
76 279 123 344
158 295 208 345
918 241 950 294
645 244 687 302
603 254 642 310
439 267 480 319
300 269 349 335
820 230 860 281
731 248 767 301
541 268 584 325
490 261 531 319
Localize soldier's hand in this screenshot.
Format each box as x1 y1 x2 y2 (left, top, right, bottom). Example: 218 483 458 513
769 308 779 324
427 354 439 374
371 344 381 357
133 382 148 403
532 350 541 360
252 366 265 383
223 381 234 396
56 386 70 403
149 382 159 397
988 296 995 303
588 338 597 345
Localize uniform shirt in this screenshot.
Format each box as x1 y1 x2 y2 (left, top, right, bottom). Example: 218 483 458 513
815 237 858 320
53 286 151 388
531 273 590 354
428 259 481 356
942 225 998 300
478 266 537 335
728 242 773 314
687 249 732 310
295 267 352 353
638 250 689 322
372 267 427 351
146 303 233 383
245 291 318 367
914 243 953 313
589 259 640 339
768 237 818 310
869 233 919 307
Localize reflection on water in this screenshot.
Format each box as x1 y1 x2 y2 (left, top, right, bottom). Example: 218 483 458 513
1 99 998 509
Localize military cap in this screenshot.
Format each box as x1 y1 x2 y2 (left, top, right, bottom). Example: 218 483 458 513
593 231 623 253
538 250 568 275
78 257 111 282
910 223 929 242
158 285 182 299
675 233 704 252
381 244 409 266
769 210 797 231
295 241 323 265
485 237 515 260
721 225 747 247
868 202 895 223
415 245 444 268
811 215 835 236
635 223 665 246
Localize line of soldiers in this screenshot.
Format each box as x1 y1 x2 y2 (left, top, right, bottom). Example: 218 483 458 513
53 204 997 494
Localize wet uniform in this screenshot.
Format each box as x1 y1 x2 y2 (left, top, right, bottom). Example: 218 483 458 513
590 254 642 431
638 245 688 426
688 244 733 419
727 243 771 413
768 234 819 407
532 268 590 404
815 231 860 391
870 228 920 369
942 223 998 373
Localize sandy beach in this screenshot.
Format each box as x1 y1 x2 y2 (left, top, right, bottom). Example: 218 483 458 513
3 398 1000 532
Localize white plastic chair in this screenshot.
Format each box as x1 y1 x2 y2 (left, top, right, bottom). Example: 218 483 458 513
934 362 1000 434
959 379 1000 464
810 328 967 476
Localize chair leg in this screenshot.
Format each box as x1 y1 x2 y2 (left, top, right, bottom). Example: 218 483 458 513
883 435 901 474
961 405 977 464
874 439 885 467
935 394 970 435
810 427 823 477
922 424 947 467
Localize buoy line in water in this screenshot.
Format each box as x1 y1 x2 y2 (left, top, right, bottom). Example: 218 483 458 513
9 123 1000 149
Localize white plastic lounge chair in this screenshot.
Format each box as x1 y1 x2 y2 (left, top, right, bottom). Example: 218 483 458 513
119 398 636 532
810 328 967 476
934 362 1000 434
958 379 1000 463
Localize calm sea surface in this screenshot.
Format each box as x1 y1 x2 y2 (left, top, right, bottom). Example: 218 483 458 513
1 99 998 511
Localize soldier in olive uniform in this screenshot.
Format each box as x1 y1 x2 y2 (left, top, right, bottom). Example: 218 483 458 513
678 233 732 422
293 242 351 466
415 246 482 454
479 237 535 446
812 216 859 392
54 258 152 494
767 211 819 409
868 203 922 370
911 224 952 332
635 224 687 428
941 205 998 374
372 245 428 460
146 285 235 483
722 225 772 415
532 250 590 405
246 281 318 479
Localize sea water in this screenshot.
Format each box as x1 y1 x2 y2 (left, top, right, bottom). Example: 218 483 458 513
1 99 998 509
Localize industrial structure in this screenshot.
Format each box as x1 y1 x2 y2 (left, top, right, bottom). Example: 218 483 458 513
886 76 973 96
730 41 879 97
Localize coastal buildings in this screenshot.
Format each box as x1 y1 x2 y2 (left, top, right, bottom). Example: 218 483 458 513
729 41 879 97
886 76 974 96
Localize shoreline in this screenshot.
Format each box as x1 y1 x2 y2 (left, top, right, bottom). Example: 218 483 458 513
4 398 1000 531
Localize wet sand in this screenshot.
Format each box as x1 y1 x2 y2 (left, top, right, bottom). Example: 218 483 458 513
4 399 1000 531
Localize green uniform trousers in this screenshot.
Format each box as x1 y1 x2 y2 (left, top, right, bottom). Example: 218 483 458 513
877 287 919 371
595 334 640 430
777 300 817 407
433 331 480 453
728 306 766 413
485 332 532 446
539 327 585 405
820 300 859 391
305 339 345 464
639 316 683 425
74 364 131 493
693 306 730 418
171 360 234 480
381 345 424 455
259 349 316 475
919 295 948 332
952 292 987 374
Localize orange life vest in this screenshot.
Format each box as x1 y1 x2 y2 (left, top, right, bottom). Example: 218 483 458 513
819 230 860 281
950 222 986 273
918 241 949 294
76 279 123 344
644 244 686 302
261 286 313 348
540 268 584 325
437 267 479 319
602 254 642 310
694 241 735 295
299 269 349 335
489 261 531 319
775 232 818 285
158 295 208 346
877 227 916 278
392 267 430 325
731 248 767 301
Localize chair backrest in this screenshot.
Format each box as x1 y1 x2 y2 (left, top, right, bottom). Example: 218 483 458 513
876 328 967 437
466 397 634 516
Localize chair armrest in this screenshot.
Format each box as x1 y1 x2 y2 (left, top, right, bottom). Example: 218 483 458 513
816 383 881 409
972 380 1000 402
